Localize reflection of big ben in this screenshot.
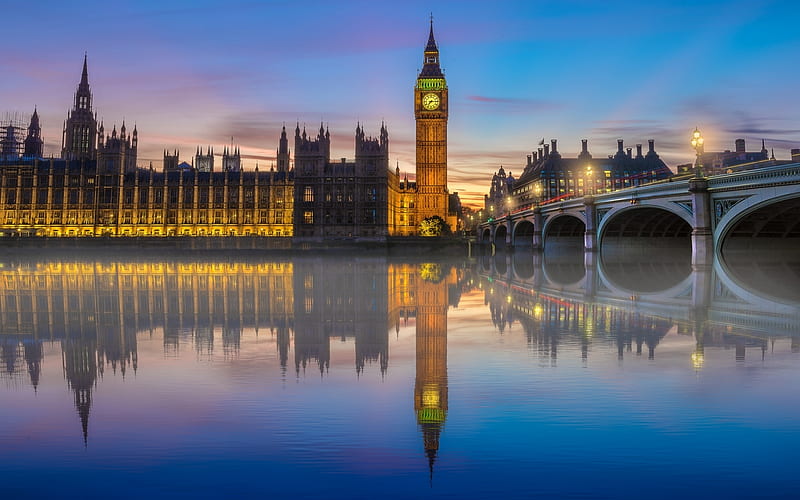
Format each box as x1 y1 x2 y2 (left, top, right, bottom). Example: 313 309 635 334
415 19 449 223
414 264 449 476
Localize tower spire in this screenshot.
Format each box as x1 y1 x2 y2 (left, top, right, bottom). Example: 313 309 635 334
419 16 443 77
81 52 89 86
426 14 438 52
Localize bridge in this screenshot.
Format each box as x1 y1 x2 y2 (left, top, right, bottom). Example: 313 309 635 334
478 163 800 266
476 248 800 362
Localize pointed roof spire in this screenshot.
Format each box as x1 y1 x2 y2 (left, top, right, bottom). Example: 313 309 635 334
419 16 443 77
426 13 438 52
81 52 89 85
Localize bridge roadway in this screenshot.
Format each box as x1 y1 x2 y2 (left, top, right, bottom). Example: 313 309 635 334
479 163 800 267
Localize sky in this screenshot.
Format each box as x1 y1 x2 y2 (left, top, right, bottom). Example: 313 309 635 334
2 0 799 207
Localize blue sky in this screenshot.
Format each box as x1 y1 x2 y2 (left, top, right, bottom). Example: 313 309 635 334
2 0 799 206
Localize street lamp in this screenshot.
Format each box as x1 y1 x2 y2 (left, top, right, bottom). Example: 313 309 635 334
534 183 542 207
691 127 705 177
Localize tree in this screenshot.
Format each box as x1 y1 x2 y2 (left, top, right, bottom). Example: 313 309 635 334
418 216 451 237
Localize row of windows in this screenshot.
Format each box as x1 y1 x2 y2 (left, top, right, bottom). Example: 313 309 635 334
302 185 381 203
0 187 292 208
301 209 379 225
2 209 291 226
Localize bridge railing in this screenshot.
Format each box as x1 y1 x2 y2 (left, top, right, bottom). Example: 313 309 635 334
708 162 800 188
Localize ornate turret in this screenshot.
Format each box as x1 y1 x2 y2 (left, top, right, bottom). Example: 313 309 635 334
61 54 98 161
23 107 43 158
277 125 290 172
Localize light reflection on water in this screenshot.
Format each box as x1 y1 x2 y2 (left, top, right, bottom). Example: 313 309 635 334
1 248 799 498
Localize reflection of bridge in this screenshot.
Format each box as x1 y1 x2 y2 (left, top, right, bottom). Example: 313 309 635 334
478 250 800 361
479 165 800 266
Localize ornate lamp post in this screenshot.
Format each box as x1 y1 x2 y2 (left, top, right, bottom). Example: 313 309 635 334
534 183 542 207
691 127 705 178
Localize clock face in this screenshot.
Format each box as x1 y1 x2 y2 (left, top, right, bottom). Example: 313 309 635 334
422 93 440 110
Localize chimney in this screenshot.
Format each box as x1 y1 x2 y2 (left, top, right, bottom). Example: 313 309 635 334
626 147 632 159
617 139 624 154
645 139 659 159
735 139 745 153
538 147 544 159
635 144 643 159
578 139 592 160
527 155 532 166
792 148 800 162
551 139 558 153
543 144 550 157
532 152 538 162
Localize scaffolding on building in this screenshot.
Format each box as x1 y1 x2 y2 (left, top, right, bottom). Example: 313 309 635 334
0 112 29 161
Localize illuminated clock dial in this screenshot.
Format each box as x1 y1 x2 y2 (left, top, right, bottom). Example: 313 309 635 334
422 93 440 110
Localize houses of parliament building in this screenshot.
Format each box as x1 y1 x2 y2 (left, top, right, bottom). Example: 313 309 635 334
0 23 459 239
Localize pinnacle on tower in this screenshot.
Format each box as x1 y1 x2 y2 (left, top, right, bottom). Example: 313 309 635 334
81 52 89 86
426 15 438 52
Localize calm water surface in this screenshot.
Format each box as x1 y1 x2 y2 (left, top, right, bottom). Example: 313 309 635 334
1 248 799 499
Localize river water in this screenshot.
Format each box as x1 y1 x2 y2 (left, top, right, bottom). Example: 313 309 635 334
1 248 798 499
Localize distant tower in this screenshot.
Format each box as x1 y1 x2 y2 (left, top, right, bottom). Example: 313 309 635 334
415 18 450 226
61 54 98 161
195 146 215 172
355 122 391 235
96 121 138 174
23 108 43 158
293 123 331 236
222 145 241 172
163 149 179 172
277 125 290 172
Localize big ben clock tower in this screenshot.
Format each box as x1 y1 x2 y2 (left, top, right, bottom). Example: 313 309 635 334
415 19 451 227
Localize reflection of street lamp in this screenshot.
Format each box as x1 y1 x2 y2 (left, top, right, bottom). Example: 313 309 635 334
585 164 594 196
691 127 705 177
691 348 705 371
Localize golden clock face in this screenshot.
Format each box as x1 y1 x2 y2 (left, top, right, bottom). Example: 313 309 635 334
422 93 440 110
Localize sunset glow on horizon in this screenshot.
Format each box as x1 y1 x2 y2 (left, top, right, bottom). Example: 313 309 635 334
3 0 799 207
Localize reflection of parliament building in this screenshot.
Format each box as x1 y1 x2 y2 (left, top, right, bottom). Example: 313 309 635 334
0 23 458 238
0 257 461 467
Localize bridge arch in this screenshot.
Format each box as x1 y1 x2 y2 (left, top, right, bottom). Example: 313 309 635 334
481 228 492 245
494 224 508 246
717 192 800 254
542 213 585 253
599 205 692 253
512 220 535 248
